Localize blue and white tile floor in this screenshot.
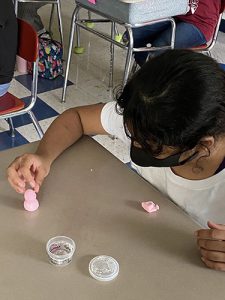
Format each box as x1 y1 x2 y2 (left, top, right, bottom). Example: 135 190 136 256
0 4 225 164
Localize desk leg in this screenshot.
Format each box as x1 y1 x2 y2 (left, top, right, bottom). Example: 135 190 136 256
62 5 80 103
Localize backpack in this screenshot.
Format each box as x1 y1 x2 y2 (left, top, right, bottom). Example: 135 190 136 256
38 35 63 79
28 34 63 79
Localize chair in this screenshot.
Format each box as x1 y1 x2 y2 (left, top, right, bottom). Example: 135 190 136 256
0 19 44 139
14 0 63 46
191 11 223 56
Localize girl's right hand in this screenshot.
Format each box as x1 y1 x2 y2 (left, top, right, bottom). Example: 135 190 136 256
7 153 51 194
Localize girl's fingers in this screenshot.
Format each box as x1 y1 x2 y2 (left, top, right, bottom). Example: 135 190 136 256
200 248 225 262
198 239 225 252
196 228 225 241
201 257 225 271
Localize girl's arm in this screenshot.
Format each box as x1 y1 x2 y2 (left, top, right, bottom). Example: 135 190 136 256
7 103 107 193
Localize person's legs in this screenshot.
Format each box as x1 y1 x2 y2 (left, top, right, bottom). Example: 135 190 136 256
0 83 10 97
18 2 46 33
150 21 207 55
0 1 17 100
131 22 171 65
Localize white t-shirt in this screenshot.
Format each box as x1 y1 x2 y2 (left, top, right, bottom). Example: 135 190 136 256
101 101 225 228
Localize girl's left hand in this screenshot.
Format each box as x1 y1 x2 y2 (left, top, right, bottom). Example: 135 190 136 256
196 221 225 271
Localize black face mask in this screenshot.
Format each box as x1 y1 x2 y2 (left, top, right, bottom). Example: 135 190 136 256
130 143 199 168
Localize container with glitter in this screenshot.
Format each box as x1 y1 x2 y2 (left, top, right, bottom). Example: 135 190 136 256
46 236 76 266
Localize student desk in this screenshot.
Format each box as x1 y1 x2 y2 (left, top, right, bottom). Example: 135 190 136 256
62 0 189 101
0 136 224 299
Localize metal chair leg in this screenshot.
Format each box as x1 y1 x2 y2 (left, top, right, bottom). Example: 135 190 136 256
49 1 63 47
49 4 55 37
129 60 139 80
115 25 119 37
62 5 80 103
56 0 64 47
205 51 211 57
75 19 81 48
28 111 44 139
170 18 176 49
123 26 134 87
14 0 18 16
8 118 16 138
108 21 116 89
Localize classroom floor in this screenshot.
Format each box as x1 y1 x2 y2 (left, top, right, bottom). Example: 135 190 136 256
1 2 225 164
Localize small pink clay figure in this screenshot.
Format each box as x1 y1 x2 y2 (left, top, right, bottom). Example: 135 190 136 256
24 189 39 212
142 201 159 213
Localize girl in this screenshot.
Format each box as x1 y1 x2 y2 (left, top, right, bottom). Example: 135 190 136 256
7 50 225 271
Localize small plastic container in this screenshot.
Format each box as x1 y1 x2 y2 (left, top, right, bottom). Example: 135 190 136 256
46 236 76 266
89 255 119 281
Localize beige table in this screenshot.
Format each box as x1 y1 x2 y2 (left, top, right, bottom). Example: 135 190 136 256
0 137 224 300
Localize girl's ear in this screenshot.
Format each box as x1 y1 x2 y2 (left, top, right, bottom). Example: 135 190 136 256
198 136 215 150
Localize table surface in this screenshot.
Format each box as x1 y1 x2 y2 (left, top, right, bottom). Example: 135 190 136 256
0 137 224 300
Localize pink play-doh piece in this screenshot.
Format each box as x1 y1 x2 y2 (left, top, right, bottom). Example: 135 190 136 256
88 0 96 4
142 201 159 213
24 189 39 212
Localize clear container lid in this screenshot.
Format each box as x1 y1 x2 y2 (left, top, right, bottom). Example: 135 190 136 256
89 255 119 281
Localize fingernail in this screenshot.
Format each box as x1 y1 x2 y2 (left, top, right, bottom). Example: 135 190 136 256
30 181 35 188
201 257 206 262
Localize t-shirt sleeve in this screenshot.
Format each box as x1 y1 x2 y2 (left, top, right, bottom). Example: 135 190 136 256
101 101 130 146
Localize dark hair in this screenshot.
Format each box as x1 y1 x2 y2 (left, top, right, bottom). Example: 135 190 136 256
116 49 225 155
